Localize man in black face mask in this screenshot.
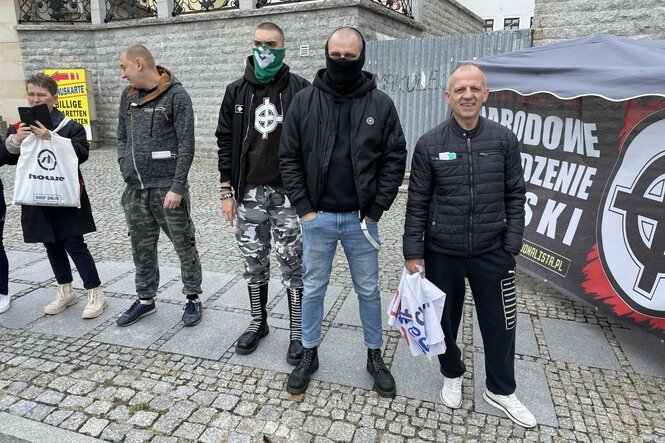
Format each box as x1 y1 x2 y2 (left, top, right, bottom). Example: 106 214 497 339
279 27 407 398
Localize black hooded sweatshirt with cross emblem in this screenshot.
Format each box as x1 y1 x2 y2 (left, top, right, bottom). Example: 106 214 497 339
244 61 291 187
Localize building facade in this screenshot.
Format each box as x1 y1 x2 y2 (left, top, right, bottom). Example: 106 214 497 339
456 0 534 32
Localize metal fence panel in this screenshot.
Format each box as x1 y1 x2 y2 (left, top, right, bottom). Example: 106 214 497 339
366 30 532 170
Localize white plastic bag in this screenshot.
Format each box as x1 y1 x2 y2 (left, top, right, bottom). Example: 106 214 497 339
388 267 446 359
13 117 81 208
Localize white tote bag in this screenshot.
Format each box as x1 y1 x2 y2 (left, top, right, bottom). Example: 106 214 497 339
388 267 447 359
13 117 81 208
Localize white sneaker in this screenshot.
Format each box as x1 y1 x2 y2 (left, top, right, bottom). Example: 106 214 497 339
439 376 463 409
82 287 107 319
44 283 77 315
483 390 537 428
0 294 10 314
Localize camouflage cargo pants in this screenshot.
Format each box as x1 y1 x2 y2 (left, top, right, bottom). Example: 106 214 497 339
121 186 202 299
236 185 302 288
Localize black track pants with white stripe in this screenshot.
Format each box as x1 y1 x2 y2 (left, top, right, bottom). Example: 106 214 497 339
425 247 517 396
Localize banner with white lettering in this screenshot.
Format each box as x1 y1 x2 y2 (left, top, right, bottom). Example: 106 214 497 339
482 92 665 338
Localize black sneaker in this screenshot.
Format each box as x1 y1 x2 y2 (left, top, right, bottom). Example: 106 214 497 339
182 299 203 326
116 300 156 327
367 348 396 398
286 347 318 395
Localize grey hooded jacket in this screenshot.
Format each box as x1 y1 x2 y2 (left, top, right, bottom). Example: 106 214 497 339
117 67 195 195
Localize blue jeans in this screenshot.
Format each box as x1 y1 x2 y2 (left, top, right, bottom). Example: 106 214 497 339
300 211 383 349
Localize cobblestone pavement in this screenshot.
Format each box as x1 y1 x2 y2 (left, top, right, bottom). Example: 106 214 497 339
0 149 663 443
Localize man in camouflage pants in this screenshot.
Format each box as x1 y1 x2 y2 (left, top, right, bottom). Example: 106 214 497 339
116 44 203 327
216 23 309 364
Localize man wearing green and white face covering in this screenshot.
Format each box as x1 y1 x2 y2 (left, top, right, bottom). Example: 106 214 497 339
216 22 310 364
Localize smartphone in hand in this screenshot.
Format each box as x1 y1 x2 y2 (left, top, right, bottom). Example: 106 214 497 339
18 103 53 130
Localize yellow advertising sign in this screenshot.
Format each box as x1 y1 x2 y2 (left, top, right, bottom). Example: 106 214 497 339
43 69 95 140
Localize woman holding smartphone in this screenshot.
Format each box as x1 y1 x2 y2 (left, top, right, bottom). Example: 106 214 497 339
4 73 106 319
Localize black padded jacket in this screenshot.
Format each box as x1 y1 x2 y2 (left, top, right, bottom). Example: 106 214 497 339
403 116 526 259
279 70 407 221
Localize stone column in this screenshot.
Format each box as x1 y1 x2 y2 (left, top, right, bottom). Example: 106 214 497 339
410 0 424 22
157 0 175 18
238 0 256 10
89 0 106 24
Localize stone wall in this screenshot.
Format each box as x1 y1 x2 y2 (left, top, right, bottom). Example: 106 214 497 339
420 0 483 36
533 0 665 45
14 0 480 153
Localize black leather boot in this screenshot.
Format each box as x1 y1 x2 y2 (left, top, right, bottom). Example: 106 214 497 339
236 283 269 355
286 346 318 394
367 348 396 398
286 287 304 365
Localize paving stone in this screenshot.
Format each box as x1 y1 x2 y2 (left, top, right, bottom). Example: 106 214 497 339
234 401 257 417
473 311 540 357
8 399 37 416
212 277 282 310
128 410 159 427
104 266 180 296
613 327 665 377
541 318 621 370
159 270 234 303
380 334 443 403
35 389 65 405
211 411 241 429
160 310 247 360
43 409 74 426
173 422 206 439
327 421 356 441
29 295 127 338
315 328 387 391
152 414 183 434
100 422 132 442
227 433 252 443
473 352 558 427
23 403 55 421
228 327 294 374
66 380 97 396
124 429 153 443
79 416 108 437
199 427 228 443
61 394 94 409
212 393 239 411
93 301 183 349
9 259 58 282
333 291 394 330
72 260 134 289
0 288 57 329
108 405 130 421
353 427 378 443
190 390 218 406
189 406 218 424
272 284 344 318
60 411 87 430
85 399 113 415
6 251 44 271
169 400 198 419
